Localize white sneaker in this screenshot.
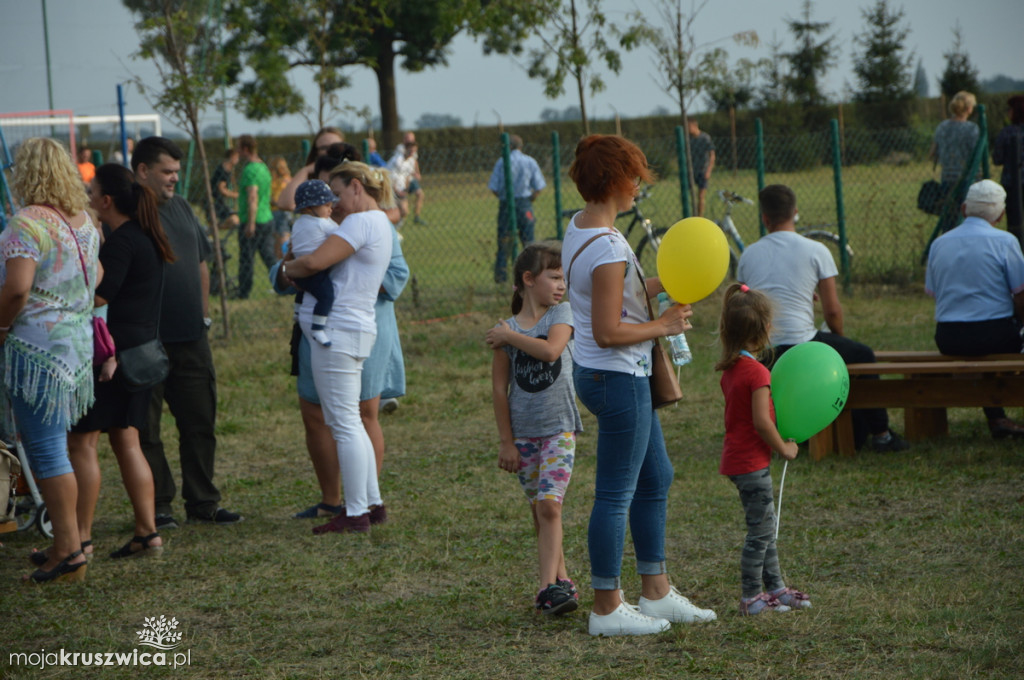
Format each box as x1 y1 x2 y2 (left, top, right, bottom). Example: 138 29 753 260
638 586 717 623
588 602 671 637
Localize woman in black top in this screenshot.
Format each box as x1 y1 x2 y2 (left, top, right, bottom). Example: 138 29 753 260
68 164 176 560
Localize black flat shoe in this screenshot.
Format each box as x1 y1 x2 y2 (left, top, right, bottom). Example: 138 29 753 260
109 532 163 559
25 549 87 584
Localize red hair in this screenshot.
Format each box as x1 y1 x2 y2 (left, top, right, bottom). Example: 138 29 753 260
568 135 656 203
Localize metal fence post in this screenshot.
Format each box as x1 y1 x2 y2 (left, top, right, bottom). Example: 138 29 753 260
500 132 519 263
552 131 563 239
756 118 766 237
979 104 990 180
830 119 850 292
362 138 370 161
675 126 691 218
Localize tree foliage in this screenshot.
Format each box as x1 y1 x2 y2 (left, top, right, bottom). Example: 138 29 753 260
415 113 464 129
227 0 548 150
224 0 375 131
851 0 913 104
782 0 837 106
123 0 232 333
622 0 759 116
525 0 625 136
701 49 763 112
939 23 981 99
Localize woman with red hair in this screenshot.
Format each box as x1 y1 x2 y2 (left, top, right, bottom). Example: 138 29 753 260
563 135 716 636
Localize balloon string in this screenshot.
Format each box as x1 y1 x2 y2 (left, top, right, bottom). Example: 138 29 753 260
775 459 788 542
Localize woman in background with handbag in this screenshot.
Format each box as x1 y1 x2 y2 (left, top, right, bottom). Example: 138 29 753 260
64 163 175 560
1 138 97 583
562 134 716 636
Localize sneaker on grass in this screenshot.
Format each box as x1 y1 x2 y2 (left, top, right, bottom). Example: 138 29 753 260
638 586 717 623
535 583 578 616
589 602 671 637
771 587 812 609
739 592 791 616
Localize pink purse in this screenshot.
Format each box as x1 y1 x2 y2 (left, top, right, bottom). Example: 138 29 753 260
91 316 116 365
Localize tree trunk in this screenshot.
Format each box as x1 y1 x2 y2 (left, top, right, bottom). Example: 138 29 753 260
190 113 230 339
375 45 399 152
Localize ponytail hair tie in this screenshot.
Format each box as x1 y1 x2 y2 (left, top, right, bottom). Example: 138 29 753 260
740 284 750 292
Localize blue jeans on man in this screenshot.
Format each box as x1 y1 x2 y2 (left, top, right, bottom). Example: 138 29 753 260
494 198 536 283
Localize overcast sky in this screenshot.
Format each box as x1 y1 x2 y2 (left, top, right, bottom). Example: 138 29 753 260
1 0 1021 141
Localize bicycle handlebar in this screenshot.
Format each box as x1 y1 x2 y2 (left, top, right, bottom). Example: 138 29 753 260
717 190 754 206
561 186 653 219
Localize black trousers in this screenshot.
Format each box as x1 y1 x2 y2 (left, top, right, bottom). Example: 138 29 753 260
140 334 221 516
935 317 1023 420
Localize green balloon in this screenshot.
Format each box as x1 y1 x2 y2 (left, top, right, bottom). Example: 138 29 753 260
770 341 850 442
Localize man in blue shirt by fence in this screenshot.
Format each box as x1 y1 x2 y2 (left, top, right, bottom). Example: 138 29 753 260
488 135 545 284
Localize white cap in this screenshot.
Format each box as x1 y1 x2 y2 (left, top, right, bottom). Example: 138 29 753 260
964 179 1006 207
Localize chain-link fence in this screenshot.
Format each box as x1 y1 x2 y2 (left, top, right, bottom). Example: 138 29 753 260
82 112 1007 341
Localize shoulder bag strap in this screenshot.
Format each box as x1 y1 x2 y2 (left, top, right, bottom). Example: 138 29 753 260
41 204 90 287
566 232 612 289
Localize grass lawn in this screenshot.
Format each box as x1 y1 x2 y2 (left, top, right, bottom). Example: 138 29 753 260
3 287 1023 679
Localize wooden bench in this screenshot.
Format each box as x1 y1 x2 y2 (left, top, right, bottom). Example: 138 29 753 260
808 351 1024 460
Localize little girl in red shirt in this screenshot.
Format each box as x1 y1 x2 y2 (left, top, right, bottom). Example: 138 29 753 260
716 283 811 616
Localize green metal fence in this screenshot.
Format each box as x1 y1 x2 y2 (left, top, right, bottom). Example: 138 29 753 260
165 116 1002 341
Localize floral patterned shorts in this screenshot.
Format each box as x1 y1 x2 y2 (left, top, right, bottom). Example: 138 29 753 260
515 432 576 504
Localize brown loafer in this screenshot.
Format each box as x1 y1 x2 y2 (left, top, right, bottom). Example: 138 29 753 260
988 417 1024 439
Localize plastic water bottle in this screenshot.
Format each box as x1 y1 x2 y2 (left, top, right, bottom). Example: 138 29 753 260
658 293 692 366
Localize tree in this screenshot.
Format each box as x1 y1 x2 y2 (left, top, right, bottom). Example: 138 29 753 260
913 58 929 98
621 0 759 121
782 0 838 106
701 49 763 112
939 23 981 98
851 0 913 104
539 106 582 122
228 0 550 150
758 35 788 106
525 0 625 136
980 74 1024 93
124 0 232 334
415 113 464 129
224 0 374 131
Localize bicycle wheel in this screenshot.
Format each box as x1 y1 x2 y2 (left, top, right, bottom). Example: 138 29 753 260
634 226 669 277
801 229 854 263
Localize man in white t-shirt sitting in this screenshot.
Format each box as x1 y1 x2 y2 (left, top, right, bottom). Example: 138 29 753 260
737 184 909 453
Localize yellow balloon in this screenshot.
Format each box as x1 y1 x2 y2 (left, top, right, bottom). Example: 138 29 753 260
655 217 730 303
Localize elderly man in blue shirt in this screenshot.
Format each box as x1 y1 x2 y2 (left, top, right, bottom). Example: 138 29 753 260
926 179 1024 439
488 134 546 283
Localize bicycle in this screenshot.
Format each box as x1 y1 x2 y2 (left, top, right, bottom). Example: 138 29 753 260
561 186 666 276
712 189 854 279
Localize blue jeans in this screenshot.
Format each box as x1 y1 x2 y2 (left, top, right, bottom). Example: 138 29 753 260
494 198 536 282
9 386 72 480
574 365 673 590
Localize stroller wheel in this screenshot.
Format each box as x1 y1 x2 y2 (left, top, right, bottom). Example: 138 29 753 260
37 504 52 538
13 498 39 533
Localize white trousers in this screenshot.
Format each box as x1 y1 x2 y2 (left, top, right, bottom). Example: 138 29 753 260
304 324 381 516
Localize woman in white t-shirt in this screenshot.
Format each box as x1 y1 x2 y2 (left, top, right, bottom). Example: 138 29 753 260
283 161 394 534
563 135 717 636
